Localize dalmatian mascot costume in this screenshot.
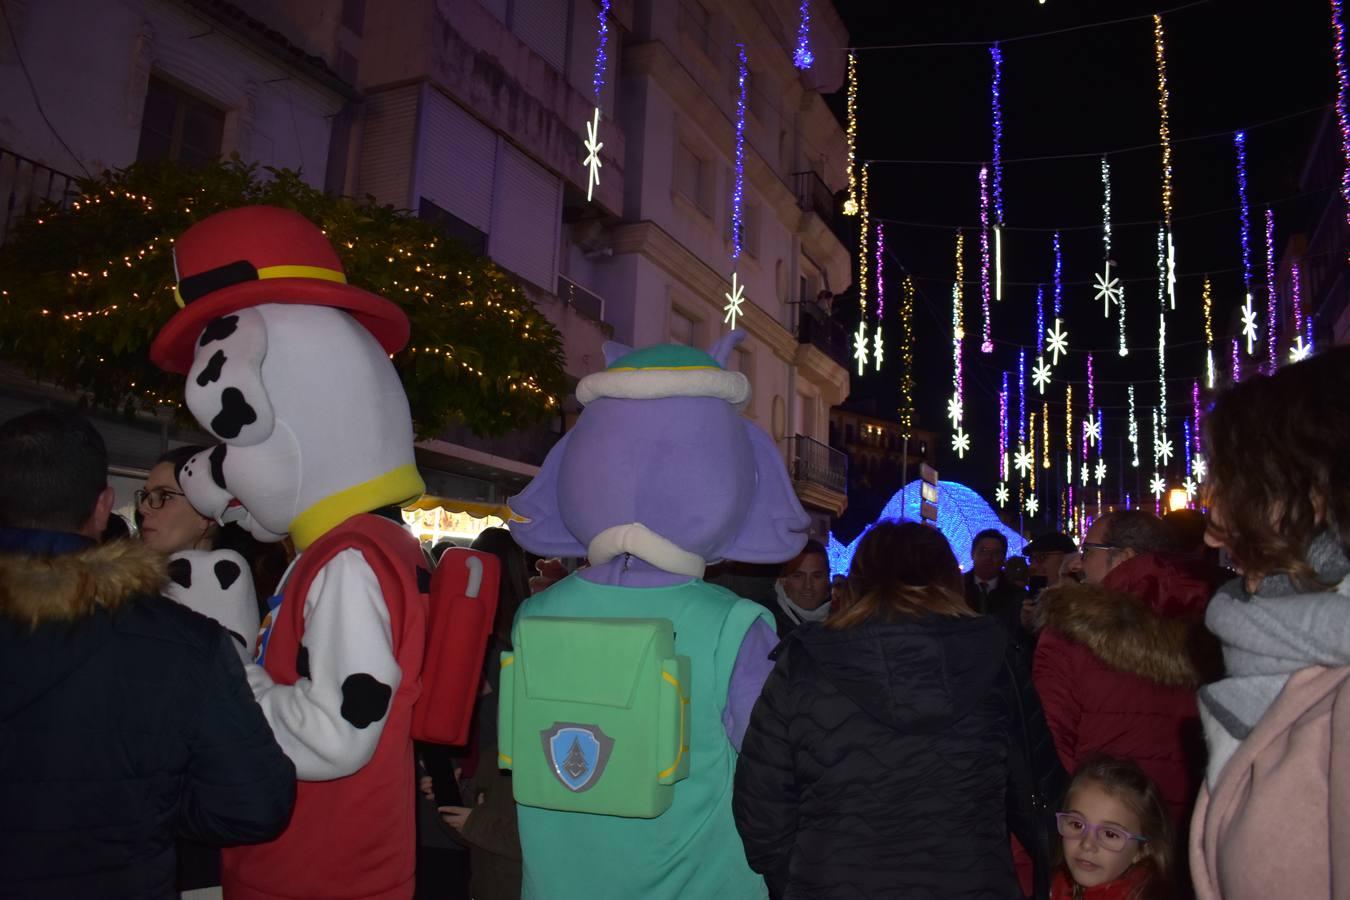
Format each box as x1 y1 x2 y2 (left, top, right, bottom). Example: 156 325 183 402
150 206 430 900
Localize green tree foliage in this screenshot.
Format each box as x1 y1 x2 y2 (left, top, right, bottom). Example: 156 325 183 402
0 160 566 437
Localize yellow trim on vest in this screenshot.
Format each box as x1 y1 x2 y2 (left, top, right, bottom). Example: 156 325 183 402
501 655 515 667
288 463 426 551
658 671 688 780
173 264 347 309
498 752 513 766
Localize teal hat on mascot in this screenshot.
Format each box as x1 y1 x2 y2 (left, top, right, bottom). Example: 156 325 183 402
576 343 751 410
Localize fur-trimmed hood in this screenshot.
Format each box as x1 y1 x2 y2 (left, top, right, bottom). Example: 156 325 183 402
0 538 167 628
1038 571 1221 687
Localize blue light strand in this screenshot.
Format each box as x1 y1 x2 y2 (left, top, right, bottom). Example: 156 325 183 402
1035 285 1045 354
592 0 611 102
793 0 814 69
1332 0 1350 228
1234 131 1254 293
990 44 1005 225
1265 207 1278 373
979 166 993 352
1184 418 1193 477
732 44 748 261
1018 348 1026 446
1053 232 1063 318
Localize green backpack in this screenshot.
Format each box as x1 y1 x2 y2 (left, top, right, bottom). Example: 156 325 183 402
497 616 691 818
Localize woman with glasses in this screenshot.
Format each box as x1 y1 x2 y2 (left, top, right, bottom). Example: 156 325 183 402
1190 347 1350 900
1052 755 1173 900
136 446 220 555
733 519 1021 899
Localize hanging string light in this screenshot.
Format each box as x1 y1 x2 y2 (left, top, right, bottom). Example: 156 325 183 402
978 166 994 353
723 44 750 332
853 163 870 374
1332 0 1350 230
1035 285 1045 355
1154 14 1174 228
1128 384 1140 468
1156 227 1168 442
1264 207 1278 373
1042 400 1051 469
1065 383 1074 488
1000 372 1010 481
991 44 1005 303
1234 132 1255 295
1019 348 1027 450
1101 156 1113 260
1117 283 1129 358
1290 262 1312 362
580 0 611 202
1184 418 1193 478
1232 336 1242 383
792 0 814 69
843 52 860 216
1202 275 1215 388
1053 232 1063 318
950 232 967 456
1029 410 1037 491
874 222 885 370
1192 380 1202 472
900 276 915 436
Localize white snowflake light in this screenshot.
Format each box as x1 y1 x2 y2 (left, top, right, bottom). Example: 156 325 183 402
723 271 746 329
1046 319 1069 366
1084 417 1101 446
946 392 963 427
873 325 885 370
1081 461 1090 487
995 483 1010 506
1094 262 1122 318
1157 436 1174 466
1095 459 1107 484
1184 478 1197 501
1014 446 1034 478
1194 455 1207 481
1166 230 1178 310
852 320 869 375
1290 335 1312 363
1150 473 1167 499
951 425 971 459
582 107 604 202
1241 293 1259 355
1032 356 1051 394
1025 495 1040 515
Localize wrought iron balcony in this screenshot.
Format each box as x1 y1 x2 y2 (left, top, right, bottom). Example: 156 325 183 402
791 169 835 227
1 147 79 242
787 434 847 494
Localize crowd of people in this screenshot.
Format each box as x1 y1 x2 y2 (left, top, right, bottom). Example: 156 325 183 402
2 338 1347 900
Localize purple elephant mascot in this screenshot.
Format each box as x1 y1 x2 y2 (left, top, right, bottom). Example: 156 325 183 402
505 331 809 899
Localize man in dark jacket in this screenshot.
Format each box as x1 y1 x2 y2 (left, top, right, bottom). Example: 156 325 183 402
0 410 295 899
966 528 1028 637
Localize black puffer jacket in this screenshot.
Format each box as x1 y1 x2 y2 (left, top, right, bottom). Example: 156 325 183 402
734 613 1021 899
0 531 296 899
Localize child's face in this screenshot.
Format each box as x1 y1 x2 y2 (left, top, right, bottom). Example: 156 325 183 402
1061 782 1147 888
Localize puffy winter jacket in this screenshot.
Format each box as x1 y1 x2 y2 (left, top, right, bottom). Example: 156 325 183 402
734 613 1021 899
1033 552 1222 828
0 530 296 899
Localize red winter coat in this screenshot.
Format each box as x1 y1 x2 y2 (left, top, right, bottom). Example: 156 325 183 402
1033 553 1222 829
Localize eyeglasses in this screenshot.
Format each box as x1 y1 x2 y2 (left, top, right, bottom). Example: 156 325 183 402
1079 542 1120 556
135 488 185 510
1055 812 1148 853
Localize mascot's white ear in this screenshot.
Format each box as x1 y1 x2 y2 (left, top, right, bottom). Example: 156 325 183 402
706 330 747 368
601 341 634 367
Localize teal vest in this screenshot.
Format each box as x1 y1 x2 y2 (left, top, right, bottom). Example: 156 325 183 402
510 574 771 900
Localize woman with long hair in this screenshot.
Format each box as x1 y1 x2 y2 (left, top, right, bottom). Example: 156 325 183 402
1190 347 1350 899
734 519 1020 898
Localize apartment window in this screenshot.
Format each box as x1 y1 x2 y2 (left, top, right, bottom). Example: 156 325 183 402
670 308 699 345
743 202 761 259
419 198 487 256
674 142 711 215
136 76 225 167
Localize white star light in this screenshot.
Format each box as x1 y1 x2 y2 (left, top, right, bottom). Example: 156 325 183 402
951 425 971 458
1157 436 1174 466
853 321 869 375
722 271 746 329
946 392 963 426
1025 495 1040 515
1032 356 1052 394
1290 335 1312 363
1014 446 1034 478
1046 319 1069 366
873 325 885 371
582 107 604 202
1081 461 1090 487
1084 417 1101 446
1150 474 1167 499
1184 478 1198 501
1166 231 1177 310
1241 294 1259 355
1094 262 1122 318
1194 455 1208 481
995 483 1010 506
1095 459 1107 484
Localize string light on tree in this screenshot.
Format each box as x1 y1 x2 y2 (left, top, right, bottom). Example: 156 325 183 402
1202 276 1216 388
792 0 814 69
874 221 885 371
843 52 860 216
580 0 611 201
991 44 1005 302
978 166 994 353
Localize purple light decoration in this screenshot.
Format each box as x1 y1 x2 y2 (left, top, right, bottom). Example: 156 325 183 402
1192 379 1202 457
979 166 994 353
1264 208 1278 373
1018 349 1027 445
1053 232 1063 318
1000 372 1009 478
1184 418 1193 476
1035 285 1045 354
1234 132 1254 293
1332 0 1350 227
793 0 814 69
1126 493 1133 511
1087 352 1096 411
731 44 747 261
1292 261 1305 338
1231 337 1242 383
990 44 1005 226
875 222 885 320
592 0 611 101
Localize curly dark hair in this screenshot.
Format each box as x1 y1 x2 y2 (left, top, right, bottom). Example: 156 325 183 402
1202 346 1350 591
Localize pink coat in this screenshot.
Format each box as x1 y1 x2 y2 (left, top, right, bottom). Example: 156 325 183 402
1190 665 1350 900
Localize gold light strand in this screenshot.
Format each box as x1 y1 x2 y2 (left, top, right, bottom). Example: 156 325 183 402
1202 275 1215 388
1042 399 1051 469
1153 13 1174 228
899 276 915 436
1029 411 1037 491
858 163 870 315
1064 384 1072 451
843 51 859 216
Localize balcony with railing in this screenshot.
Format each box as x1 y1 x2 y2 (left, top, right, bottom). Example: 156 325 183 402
795 298 852 371
791 170 835 228
1 148 79 242
787 434 848 515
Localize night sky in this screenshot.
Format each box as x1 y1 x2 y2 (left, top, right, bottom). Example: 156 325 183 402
827 0 1335 532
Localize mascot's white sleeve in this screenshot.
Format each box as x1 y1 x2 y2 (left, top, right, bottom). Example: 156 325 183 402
245 549 402 780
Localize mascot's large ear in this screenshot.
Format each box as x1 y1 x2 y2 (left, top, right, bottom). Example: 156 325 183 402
717 420 811 563
601 341 634 367
706 330 746 368
508 430 587 558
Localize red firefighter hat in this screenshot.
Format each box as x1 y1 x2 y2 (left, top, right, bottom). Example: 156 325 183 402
150 206 410 374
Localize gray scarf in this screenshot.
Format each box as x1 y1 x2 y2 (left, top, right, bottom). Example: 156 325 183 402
1198 532 1350 786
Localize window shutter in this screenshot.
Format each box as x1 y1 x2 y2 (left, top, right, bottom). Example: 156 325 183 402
358 85 419 208
512 0 567 71
419 89 496 232
488 141 561 291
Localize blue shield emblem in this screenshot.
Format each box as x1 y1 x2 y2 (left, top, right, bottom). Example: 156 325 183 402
541 722 614 792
